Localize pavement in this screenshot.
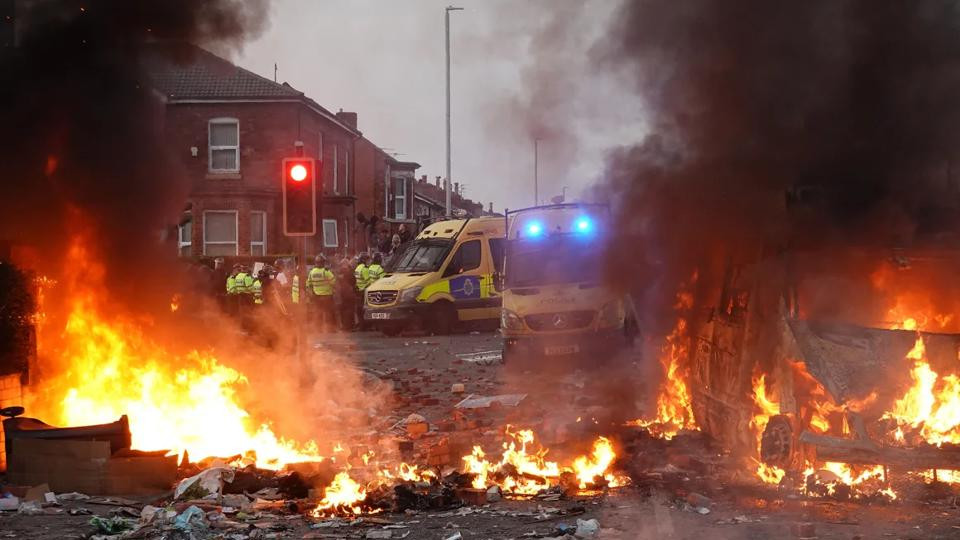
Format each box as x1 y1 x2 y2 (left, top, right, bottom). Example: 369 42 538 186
4 329 960 538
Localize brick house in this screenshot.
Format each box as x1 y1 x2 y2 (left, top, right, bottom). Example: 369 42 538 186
411 175 487 228
149 45 397 258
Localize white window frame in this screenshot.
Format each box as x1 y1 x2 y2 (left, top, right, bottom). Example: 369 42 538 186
322 219 339 248
394 177 407 220
344 150 350 195
208 118 240 172
202 210 238 255
332 145 339 194
250 210 267 256
177 220 192 256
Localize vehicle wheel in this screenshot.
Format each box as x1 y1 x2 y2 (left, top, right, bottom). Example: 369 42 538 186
760 414 795 468
430 301 457 335
380 323 403 337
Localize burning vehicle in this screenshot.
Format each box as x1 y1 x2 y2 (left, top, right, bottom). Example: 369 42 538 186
686 242 960 489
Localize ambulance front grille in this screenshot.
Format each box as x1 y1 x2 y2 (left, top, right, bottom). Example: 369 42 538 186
367 290 398 306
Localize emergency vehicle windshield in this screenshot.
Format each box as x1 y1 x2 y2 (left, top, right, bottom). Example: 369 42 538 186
390 239 453 273
506 236 604 287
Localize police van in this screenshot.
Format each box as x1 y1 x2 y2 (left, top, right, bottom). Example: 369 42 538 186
363 217 506 336
499 204 637 367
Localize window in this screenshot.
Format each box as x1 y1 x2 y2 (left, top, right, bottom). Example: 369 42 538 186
208 118 239 172
393 177 407 219
334 145 341 193
443 240 481 278
203 210 238 256
322 219 338 248
177 220 192 257
344 150 350 195
489 238 505 274
250 211 266 256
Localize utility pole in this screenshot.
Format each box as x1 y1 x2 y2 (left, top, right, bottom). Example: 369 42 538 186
445 5 463 217
534 138 540 206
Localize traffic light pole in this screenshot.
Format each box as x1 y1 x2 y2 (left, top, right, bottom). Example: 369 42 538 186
298 236 307 372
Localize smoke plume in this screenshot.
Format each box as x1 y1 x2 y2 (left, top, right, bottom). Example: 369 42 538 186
0 0 268 307
594 0 960 328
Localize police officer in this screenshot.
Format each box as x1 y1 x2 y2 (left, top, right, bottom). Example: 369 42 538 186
307 255 336 331
226 264 241 316
354 253 371 292
368 253 385 283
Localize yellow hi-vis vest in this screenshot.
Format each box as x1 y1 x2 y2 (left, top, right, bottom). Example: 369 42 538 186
368 264 385 283
308 267 335 296
252 279 263 304
354 263 370 290
292 275 300 304
226 275 237 294
233 272 253 294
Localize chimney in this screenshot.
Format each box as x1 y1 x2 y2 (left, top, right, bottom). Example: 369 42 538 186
454 182 459 195
335 108 358 130
420 174 427 183
435 176 441 188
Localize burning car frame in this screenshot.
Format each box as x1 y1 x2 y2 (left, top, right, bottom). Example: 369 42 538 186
686 244 960 493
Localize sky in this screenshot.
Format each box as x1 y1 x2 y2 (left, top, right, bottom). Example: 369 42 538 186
236 0 647 213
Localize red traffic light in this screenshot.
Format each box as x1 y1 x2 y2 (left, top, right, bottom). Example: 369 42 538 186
289 163 307 182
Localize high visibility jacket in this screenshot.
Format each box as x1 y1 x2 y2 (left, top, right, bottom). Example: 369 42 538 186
252 279 263 304
355 264 370 290
292 275 300 304
226 275 237 294
368 264 385 283
308 267 336 296
234 272 254 294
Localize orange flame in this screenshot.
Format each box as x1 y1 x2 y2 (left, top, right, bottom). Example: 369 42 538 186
460 428 627 494
629 288 698 439
312 472 367 516
26 235 322 469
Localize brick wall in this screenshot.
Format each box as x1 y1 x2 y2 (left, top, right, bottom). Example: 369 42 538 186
166 101 362 257
0 373 23 471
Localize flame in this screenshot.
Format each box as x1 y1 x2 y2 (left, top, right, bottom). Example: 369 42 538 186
312 472 367 516
460 428 626 494
26 235 322 469
629 288 698 439
169 293 181 313
750 374 786 484
882 334 960 446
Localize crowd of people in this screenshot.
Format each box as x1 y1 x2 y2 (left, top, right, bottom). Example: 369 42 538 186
213 250 389 333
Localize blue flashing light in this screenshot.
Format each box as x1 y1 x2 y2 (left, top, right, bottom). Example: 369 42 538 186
575 217 592 233
525 221 544 237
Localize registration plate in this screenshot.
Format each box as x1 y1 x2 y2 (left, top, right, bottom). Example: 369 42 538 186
544 344 579 356
370 312 391 320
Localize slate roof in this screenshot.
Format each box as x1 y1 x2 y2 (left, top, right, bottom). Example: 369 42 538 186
147 45 302 100
144 43 360 135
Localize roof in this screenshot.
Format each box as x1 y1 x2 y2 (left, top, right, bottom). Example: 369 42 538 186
147 45 301 100
144 43 360 136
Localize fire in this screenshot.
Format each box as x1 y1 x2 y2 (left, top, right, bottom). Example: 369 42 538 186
883 335 960 446
461 428 626 494
312 472 367 516
630 289 698 439
750 374 785 484
26 235 322 469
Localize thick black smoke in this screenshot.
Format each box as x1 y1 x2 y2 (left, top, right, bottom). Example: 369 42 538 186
595 0 960 329
0 0 267 306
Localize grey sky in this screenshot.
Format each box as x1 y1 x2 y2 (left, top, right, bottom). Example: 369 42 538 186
237 0 646 212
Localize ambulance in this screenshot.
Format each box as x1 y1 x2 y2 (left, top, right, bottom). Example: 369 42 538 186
499 204 637 366
363 217 506 336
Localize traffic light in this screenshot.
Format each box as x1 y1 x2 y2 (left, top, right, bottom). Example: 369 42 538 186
282 157 317 236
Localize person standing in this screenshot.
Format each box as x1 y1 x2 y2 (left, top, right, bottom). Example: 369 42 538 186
336 259 358 330
307 255 336 331
354 253 371 329
368 253 385 284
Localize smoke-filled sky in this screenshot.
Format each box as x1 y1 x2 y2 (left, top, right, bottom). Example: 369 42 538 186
237 0 646 212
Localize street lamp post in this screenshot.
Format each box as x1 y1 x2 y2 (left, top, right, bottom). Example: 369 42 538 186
445 5 463 217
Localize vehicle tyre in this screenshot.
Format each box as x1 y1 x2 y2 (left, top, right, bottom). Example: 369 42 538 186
430 301 457 335
760 414 795 468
